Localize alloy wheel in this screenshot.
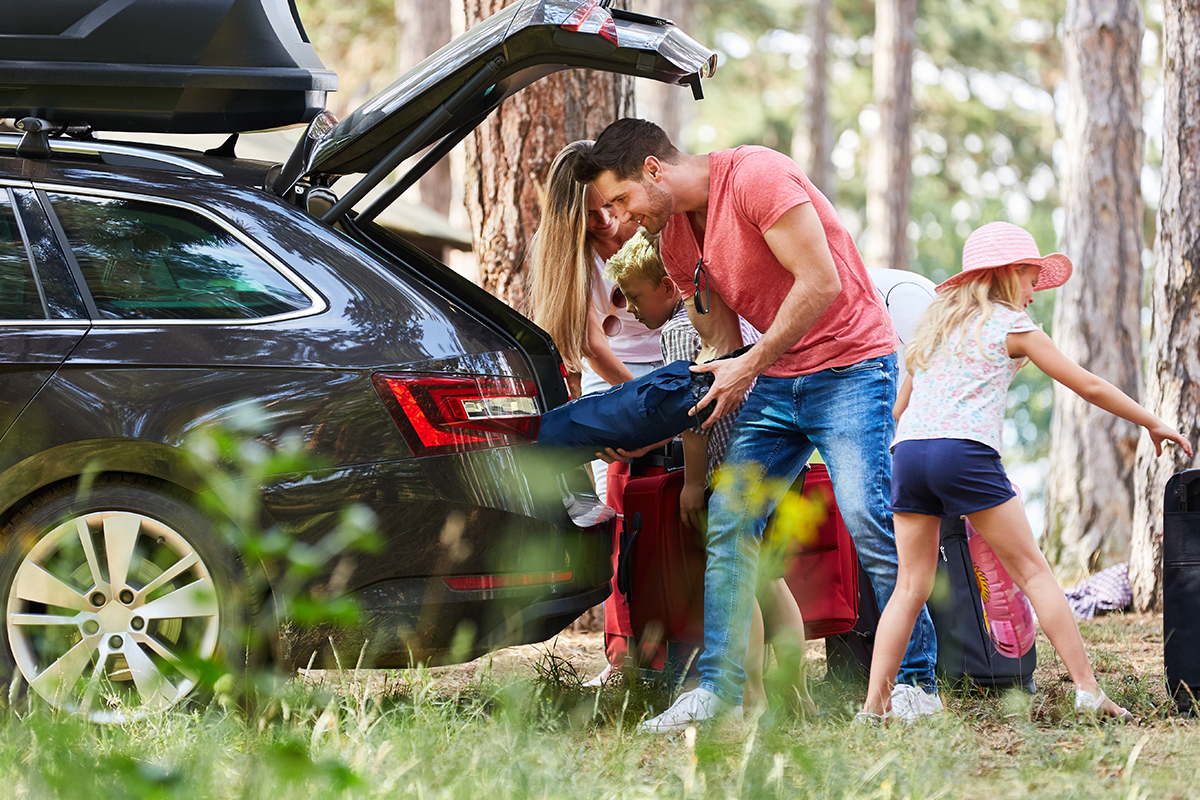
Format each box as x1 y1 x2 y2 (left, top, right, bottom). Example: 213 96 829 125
5 510 221 721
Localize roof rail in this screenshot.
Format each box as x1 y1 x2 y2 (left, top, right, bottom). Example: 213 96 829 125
0 132 221 176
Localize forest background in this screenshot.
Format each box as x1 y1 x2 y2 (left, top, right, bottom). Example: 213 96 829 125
292 0 1199 608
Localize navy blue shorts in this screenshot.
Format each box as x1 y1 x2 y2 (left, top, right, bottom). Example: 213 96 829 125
890 438 1016 518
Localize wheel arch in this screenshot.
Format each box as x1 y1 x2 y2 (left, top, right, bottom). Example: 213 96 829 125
0 439 246 534
0 469 275 599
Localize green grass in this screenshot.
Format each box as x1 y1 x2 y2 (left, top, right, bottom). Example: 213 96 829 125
2 612 1197 799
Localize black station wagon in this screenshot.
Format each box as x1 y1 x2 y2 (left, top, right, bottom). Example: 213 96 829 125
0 0 715 720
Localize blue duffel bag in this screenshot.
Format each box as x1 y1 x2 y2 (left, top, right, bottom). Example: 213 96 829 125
536 359 715 467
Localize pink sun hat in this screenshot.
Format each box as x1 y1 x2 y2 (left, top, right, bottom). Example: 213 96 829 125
937 221 1073 293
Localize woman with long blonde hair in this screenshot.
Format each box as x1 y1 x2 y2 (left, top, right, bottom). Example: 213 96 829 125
530 141 664 687
529 141 662 398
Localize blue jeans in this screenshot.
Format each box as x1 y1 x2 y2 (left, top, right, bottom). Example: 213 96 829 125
580 360 663 501
698 353 938 703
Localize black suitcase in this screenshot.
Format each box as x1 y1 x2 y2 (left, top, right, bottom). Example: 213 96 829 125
824 559 879 684
827 517 1038 693
1163 469 1200 715
927 517 1037 692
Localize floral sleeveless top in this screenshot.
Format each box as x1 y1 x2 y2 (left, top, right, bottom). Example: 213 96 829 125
895 305 1038 453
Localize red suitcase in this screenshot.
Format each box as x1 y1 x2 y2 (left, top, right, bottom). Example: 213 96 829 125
601 459 636 667
606 457 860 670
620 467 706 646
603 457 685 670
780 464 860 639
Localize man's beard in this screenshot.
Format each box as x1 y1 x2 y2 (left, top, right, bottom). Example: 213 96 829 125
636 181 673 234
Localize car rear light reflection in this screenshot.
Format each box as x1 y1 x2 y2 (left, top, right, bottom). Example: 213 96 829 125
373 373 540 457
560 0 618 45
444 571 573 591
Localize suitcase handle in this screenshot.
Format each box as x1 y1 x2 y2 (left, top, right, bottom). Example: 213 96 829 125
1167 469 1200 512
616 511 642 600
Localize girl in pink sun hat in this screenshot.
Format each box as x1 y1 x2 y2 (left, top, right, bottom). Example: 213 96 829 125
858 221 1193 722
936 221 1074 293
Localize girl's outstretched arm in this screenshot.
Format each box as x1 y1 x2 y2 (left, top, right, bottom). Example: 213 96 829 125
1008 328 1194 458
895 372 913 422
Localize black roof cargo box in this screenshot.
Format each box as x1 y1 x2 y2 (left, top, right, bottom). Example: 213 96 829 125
0 0 337 133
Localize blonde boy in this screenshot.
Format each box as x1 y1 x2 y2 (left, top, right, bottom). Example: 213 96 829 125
604 227 736 527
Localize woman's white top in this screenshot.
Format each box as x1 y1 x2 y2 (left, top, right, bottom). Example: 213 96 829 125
589 251 663 363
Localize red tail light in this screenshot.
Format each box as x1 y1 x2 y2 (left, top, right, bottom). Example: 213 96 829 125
373 373 540 457
560 0 618 45
444 571 573 591
559 361 574 394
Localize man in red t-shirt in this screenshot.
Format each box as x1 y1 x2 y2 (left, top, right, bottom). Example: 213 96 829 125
574 119 939 731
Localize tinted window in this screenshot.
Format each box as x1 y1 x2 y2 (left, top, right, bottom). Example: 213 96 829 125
48 193 311 321
0 191 44 320
11 189 86 320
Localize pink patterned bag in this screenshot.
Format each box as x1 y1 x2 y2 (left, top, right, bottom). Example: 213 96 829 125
965 485 1037 659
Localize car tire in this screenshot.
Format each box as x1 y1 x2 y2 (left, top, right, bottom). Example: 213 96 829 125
0 476 243 722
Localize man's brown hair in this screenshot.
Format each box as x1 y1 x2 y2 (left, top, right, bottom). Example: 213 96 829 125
572 118 682 184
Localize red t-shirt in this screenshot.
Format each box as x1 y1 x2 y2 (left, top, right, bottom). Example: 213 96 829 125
661 146 895 378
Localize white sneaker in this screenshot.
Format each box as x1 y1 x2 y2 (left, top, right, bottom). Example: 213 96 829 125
1075 687 1132 720
583 663 614 688
563 492 615 527
890 684 944 723
639 687 743 733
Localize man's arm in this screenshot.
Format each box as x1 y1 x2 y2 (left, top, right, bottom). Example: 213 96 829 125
690 201 841 427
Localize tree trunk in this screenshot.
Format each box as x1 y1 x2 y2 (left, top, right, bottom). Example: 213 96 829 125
635 0 692 146
865 0 914 271
1130 0 1200 611
1044 0 1145 579
396 0 453 217
461 1 634 312
793 0 832 194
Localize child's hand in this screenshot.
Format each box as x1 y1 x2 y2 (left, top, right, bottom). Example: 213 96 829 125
680 482 706 532
594 437 675 464
594 446 640 464
1148 422 1195 458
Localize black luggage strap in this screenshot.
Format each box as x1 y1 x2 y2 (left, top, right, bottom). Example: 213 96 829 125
616 511 641 601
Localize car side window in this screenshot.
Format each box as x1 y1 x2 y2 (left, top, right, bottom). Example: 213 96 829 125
47 193 311 322
0 191 44 321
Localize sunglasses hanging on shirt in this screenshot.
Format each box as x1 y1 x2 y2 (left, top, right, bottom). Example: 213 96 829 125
693 259 710 315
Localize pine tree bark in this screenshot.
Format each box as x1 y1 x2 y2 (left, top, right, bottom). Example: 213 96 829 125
396 0 454 217
793 0 831 194
1130 0 1200 610
461 1 634 312
635 0 693 145
1044 0 1145 578
865 0 914 271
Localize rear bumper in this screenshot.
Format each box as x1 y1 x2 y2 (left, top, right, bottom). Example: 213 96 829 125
279 516 614 668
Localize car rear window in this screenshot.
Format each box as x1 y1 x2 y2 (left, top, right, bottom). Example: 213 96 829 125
48 193 311 322
0 191 44 321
